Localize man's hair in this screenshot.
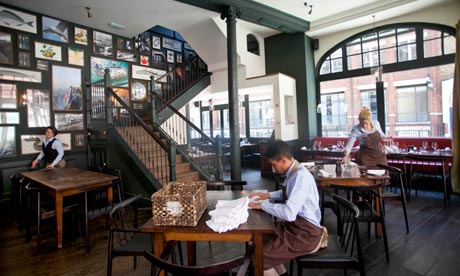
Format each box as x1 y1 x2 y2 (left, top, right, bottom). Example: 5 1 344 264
264 140 293 161
45 126 58 136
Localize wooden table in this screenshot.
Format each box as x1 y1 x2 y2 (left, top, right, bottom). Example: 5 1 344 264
140 190 275 276
20 167 118 248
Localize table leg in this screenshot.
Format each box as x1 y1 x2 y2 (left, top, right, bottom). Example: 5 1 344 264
187 241 196 266
375 191 382 238
253 234 264 276
154 233 165 276
55 194 63 248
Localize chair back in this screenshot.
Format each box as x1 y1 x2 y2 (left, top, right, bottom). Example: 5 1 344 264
143 243 254 276
109 194 143 245
103 167 124 202
377 163 405 191
206 180 246 191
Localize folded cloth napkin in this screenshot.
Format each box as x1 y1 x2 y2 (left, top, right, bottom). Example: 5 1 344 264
206 197 249 233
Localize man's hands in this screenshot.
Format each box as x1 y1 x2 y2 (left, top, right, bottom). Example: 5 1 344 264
248 192 270 209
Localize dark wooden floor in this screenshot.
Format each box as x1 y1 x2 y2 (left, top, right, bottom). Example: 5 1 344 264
1 168 459 276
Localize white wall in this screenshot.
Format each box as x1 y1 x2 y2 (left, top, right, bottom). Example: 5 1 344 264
313 1 460 65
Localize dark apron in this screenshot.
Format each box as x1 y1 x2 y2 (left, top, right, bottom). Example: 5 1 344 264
356 131 387 169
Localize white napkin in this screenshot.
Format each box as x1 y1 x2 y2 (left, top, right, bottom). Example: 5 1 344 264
302 162 315 168
206 197 249 233
367 169 386 176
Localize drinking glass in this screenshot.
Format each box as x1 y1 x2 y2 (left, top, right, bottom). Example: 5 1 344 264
421 141 428 152
431 141 438 152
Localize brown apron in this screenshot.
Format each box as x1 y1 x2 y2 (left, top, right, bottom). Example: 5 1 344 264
356 130 387 169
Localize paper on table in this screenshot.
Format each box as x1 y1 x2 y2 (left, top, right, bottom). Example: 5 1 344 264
302 162 315 168
366 169 386 176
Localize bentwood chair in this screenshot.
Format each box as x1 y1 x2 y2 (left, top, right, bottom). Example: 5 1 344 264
377 163 409 233
143 243 255 276
293 194 366 276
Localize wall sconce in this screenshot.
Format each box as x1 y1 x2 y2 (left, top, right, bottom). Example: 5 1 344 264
208 98 214 111
425 74 433 89
20 93 27 106
316 102 322 114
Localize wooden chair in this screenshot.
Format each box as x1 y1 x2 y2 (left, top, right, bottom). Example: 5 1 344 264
407 154 450 208
330 182 390 263
103 166 125 203
377 163 409 233
293 194 366 276
24 183 78 254
206 180 246 191
143 243 255 276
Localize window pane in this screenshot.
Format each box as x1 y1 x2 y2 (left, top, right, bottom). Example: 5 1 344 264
379 47 397 65
346 38 361 55
423 29 442 39
379 29 396 48
347 54 362 70
398 43 417 62
249 100 273 137
397 28 416 45
331 48 342 58
443 34 456 54
363 51 379 68
360 90 377 118
320 92 347 136
424 38 442 58
397 85 427 123
331 58 343 73
319 60 330 75
201 110 210 136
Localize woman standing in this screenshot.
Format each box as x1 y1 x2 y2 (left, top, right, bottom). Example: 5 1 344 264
31 126 65 169
342 107 388 169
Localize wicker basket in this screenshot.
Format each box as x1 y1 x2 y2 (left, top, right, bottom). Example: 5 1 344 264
151 181 207 226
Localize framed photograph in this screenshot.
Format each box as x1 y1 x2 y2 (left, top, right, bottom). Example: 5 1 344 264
132 64 165 81
151 50 166 68
0 31 13 65
131 80 148 102
132 103 143 110
90 57 129 87
36 60 49 71
52 65 82 111
0 126 16 158
68 47 85 66
162 37 182 52
125 39 133 50
166 50 174 63
93 31 113 57
21 133 71 155
18 34 30 50
152 35 161 49
74 27 88 45
135 32 150 54
140 54 149 66
35 41 62 61
42 16 68 43
0 66 41 83
176 53 183 64
116 37 124 50
0 83 17 109
0 112 19 124
26 89 50 127
112 87 130 106
18 51 31 67
0 5 37 33
116 50 137 62
74 133 86 148
184 49 196 63
55 113 84 131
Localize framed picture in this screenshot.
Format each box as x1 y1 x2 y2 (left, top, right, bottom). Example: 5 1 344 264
116 50 137 62
18 51 31 67
176 53 183 64
0 111 19 124
0 83 17 109
21 133 71 155
74 27 88 45
162 37 182 52
68 47 85 66
140 54 149 66
0 126 16 158
90 56 129 87
132 103 143 110
93 31 113 57
151 50 166 68
135 32 150 54
184 49 196 63
18 34 30 50
166 50 174 63
0 66 41 83
152 35 161 49
42 16 68 43
0 31 13 64
26 89 50 127
52 65 82 111
125 39 133 50
36 60 49 71
116 37 124 50
132 64 165 81
0 5 37 33
131 80 148 102
112 87 130 106
35 41 62 61
74 133 86 148
55 113 84 131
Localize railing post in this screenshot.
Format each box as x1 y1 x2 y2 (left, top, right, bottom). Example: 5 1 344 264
168 139 177 181
215 135 223 180
150 76 159 126
104 68 113 127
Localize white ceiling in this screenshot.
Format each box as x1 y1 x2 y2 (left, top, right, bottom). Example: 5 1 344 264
1 0 455 39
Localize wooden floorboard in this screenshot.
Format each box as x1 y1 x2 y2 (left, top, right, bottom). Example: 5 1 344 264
1 168 459 276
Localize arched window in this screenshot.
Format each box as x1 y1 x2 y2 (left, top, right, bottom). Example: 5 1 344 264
247 34 260 56
316 23 456 137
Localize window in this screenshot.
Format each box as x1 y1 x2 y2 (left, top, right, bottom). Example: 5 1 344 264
397 85 428 122
320 92 347 136
360 90 377 118
246 34 260 56
249 100 273 137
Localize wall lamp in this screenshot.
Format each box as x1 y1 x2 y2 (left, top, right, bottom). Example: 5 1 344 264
20 93 27 106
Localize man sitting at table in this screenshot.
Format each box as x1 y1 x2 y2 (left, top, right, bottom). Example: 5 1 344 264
249 140 327 276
